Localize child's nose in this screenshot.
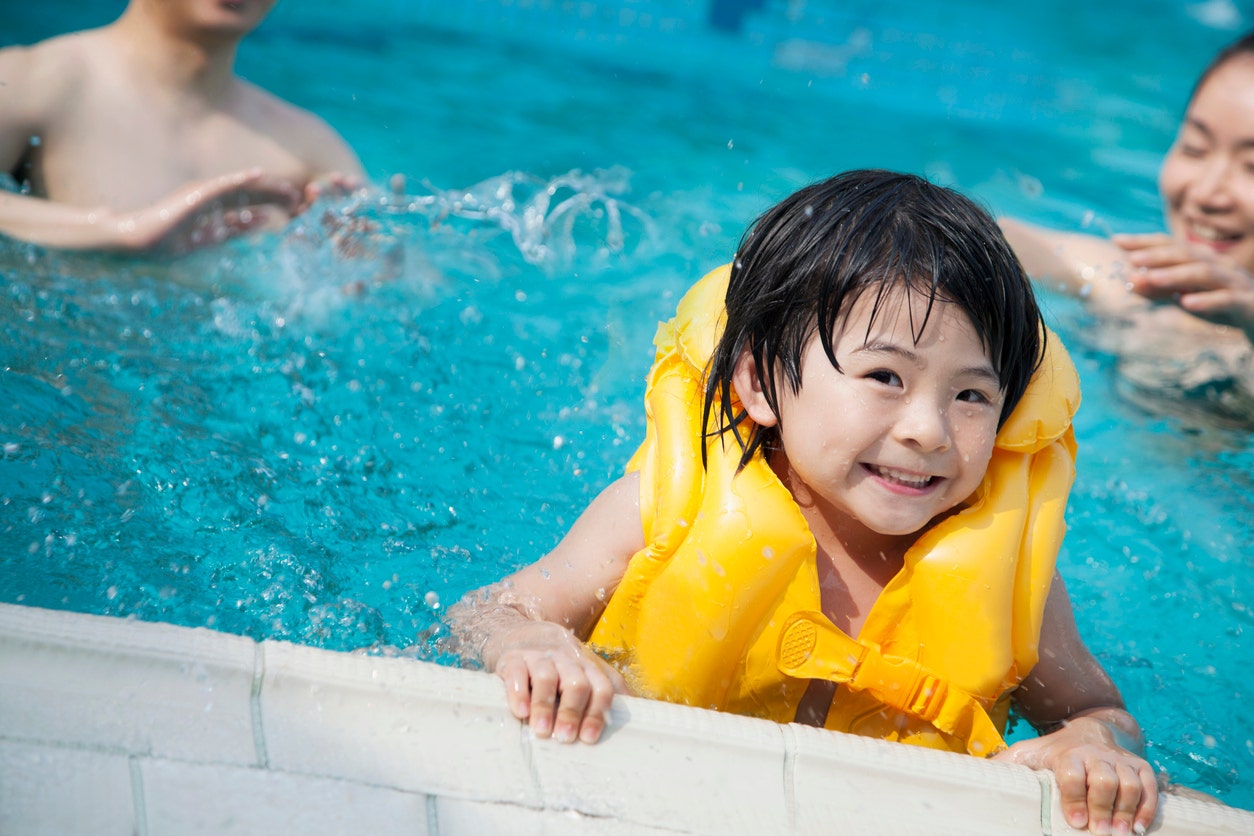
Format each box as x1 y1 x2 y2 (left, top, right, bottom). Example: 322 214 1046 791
894 398 952 451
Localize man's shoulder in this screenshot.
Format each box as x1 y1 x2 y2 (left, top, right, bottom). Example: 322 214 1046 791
0 29 98 104
233 78 360 173
234 78 333 133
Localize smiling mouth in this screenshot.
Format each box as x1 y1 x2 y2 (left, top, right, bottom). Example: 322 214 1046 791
866 464 938 489
1186 220 1242 245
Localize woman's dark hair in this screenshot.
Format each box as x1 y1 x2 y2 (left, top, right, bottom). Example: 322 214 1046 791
1189 30 1254 104
702 169 1045 469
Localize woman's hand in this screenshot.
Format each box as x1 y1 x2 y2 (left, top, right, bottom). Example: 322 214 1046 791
994 709 1157 835
489 619 629 744
1115 232 1254 340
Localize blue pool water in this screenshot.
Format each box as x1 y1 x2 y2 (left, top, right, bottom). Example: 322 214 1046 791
3 0 1252 808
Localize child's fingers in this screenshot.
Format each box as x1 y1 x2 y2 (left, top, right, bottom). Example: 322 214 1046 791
1054 757 1092 831
1082 760 1121 834
550 659 594 743
1132 763 1158 836
523 657 562 738
577 665 623 743
1110 762 1147 835
495 657 536 722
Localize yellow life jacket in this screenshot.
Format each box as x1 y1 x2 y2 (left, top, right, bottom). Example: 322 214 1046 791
588 264 1081 757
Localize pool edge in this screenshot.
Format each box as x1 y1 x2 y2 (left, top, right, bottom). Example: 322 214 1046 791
1 603 1250 835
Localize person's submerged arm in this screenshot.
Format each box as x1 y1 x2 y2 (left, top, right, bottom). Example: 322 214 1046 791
997 573 1157 835
447 471 645 744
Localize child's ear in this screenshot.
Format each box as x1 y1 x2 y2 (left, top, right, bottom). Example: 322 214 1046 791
732 349 779 428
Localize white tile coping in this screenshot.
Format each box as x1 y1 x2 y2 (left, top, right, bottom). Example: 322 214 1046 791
1 602 1251 835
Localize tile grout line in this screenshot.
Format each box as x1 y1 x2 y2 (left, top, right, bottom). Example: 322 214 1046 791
129 755 148 836
425 793 440 836
519 719 543 812
1035 769 1054 835
781 723 799 832
251 641 270 768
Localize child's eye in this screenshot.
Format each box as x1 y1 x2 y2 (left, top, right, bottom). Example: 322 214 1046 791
867 370 902 387
956 388 992 404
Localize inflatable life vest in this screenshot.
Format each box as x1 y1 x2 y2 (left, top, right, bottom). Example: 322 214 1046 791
588 264 1080 757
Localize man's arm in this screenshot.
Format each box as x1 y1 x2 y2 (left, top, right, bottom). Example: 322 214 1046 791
0 170 301 252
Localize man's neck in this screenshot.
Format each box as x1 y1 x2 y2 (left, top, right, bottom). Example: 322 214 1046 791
108 6 242 100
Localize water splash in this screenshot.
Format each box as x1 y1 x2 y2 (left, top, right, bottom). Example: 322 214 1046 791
387 166 656 270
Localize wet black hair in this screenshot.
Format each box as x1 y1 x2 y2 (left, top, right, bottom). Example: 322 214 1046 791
1188 30 1254 104
702 169 1045 470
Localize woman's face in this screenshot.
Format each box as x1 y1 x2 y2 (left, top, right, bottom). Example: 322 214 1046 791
1159 53 1254 273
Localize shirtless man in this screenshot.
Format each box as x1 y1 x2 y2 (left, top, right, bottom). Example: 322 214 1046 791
0 0 364 253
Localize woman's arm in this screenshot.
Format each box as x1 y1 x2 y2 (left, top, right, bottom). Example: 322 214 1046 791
996 573 1157 836
999 218 1146 312
447 471 645 744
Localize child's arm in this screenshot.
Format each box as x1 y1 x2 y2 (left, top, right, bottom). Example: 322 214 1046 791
995 573 1158 836
447 471 645 744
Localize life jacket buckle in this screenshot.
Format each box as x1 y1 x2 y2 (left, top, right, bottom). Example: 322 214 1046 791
904 673 947 722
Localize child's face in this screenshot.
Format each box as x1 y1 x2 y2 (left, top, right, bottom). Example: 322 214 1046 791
747 286 1003 544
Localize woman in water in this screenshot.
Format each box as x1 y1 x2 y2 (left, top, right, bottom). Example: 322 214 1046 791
1000 31 1254 422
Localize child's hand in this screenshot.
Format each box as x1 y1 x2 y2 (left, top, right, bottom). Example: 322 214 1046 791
491 620 629 744
994 710 1157 835
1114 232 1254 338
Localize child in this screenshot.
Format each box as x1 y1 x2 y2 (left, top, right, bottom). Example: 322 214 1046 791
451 170 1157 835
